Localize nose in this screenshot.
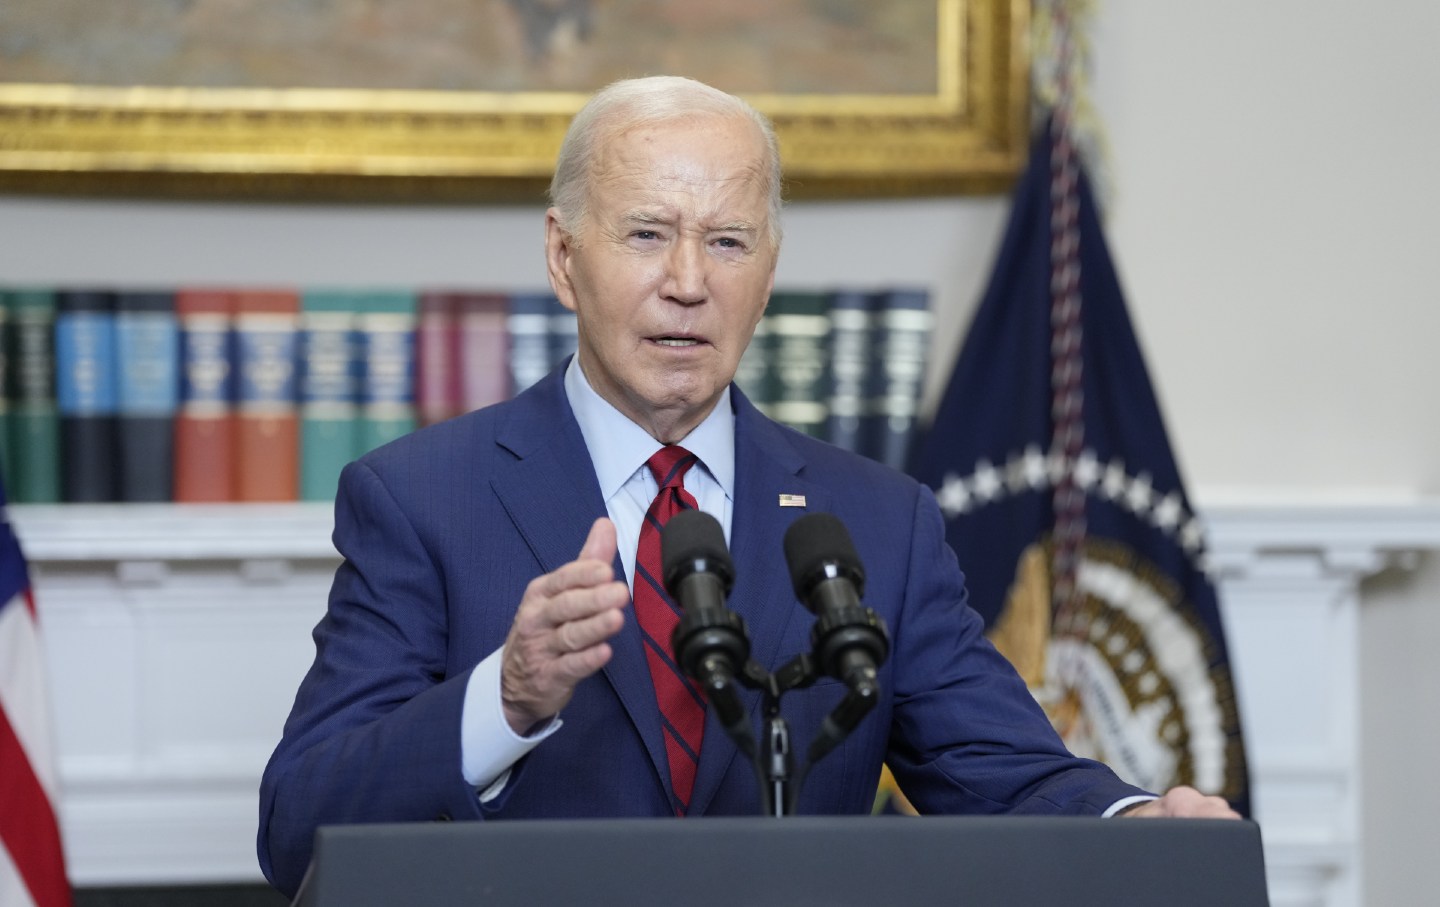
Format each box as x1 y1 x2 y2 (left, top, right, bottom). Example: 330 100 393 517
662 236 707 305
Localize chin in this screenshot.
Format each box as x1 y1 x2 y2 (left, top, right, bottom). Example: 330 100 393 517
646 378 720 411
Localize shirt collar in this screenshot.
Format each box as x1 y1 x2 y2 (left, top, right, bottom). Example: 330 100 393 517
564 356 736 500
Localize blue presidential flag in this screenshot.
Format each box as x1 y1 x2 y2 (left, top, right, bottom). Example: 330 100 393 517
909 121 1250 815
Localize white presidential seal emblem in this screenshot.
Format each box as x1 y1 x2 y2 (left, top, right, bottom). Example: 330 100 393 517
987 538 1244 802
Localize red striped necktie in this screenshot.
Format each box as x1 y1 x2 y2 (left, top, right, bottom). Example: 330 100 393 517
633 445 707 814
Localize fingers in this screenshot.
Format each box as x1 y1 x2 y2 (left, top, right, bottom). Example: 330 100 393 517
1125 786 1242 819
528 518 618 605
552 600 626 656
499 518 629 734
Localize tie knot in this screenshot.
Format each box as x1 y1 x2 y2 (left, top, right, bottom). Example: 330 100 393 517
646 445 697 490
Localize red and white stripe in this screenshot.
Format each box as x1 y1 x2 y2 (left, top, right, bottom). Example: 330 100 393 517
0 583 72 907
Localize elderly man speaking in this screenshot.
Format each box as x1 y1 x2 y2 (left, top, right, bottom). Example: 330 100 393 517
257 75 1235 899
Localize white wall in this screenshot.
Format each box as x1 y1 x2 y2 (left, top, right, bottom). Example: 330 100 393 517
2 1 1438 903
1091 1 1440 494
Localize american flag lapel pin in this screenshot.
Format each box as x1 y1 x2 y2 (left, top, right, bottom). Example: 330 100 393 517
778 494 807 508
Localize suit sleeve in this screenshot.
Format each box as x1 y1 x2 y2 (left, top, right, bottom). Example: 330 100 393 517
257 460 490 897
884 484 1151 815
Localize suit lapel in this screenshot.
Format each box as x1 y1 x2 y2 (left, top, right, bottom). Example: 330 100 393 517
489 372 670 793
689 391 832 815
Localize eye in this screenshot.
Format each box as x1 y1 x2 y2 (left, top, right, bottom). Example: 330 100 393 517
632 230 660 241
713 236 746 251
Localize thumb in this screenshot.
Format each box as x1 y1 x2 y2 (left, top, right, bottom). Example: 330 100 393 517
577 516 618 565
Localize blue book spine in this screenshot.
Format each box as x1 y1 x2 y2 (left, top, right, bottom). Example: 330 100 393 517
56 290 120 502
508 292 554 394
115 290 179 501
546 293 579 371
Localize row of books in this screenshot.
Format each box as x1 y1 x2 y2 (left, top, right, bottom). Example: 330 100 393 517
735 288 931 469
0 286 929 505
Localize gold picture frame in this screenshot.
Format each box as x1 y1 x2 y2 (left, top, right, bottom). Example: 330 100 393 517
0 0 1028 203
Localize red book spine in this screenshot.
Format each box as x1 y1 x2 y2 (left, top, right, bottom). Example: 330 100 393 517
458 292 512 412
174 289 237 502
416 291 463 426
234 289 300 501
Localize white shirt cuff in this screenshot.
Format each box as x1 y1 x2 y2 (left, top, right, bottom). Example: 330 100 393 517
1102 794 1159 817
460 646 562 796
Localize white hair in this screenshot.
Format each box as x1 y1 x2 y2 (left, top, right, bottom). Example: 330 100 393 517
548 75 784 245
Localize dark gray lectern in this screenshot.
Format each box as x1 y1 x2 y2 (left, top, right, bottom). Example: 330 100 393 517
293 815 1268 907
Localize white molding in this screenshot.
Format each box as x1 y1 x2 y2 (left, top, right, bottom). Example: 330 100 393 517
1205 498 1440 576
8 503 339 562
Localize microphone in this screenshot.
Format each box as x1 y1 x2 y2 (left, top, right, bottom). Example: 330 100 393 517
782 513 890 697
661 509 751 701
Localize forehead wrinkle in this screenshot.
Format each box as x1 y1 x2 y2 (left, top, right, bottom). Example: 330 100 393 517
584 120 773 237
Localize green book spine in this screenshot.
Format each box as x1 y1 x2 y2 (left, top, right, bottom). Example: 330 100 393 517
732 317 771 415
3 288 61 503
354 291 417 456
299 290 361 503
0 292 11 495
864 288 931 469
763 290 831 438
823 290 874 454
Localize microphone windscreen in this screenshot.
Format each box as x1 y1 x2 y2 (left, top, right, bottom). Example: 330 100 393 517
661 509 733 590
782 513 865 598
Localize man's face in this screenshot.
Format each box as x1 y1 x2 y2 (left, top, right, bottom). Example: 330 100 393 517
545 113 778 442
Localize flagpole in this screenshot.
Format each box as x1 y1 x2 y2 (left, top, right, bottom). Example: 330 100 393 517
1045 4 1088 679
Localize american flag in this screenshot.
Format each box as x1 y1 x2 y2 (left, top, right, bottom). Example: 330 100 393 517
0 486 72 907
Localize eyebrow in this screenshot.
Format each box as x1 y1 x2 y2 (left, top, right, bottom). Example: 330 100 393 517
710 221 761 235
619 209 760 235
620 210 672 227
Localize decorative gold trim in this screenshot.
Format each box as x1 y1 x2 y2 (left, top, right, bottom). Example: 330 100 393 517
0 0 1028 202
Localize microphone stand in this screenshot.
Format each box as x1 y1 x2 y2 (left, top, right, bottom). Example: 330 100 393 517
727 647 882 817
680 612 871 815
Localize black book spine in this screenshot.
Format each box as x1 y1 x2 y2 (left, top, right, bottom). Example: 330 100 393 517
56 289 120 502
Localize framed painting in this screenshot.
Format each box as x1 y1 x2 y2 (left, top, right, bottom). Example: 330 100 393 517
0 0 1028 202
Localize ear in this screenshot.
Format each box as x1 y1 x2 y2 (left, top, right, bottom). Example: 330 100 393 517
545 208 579 313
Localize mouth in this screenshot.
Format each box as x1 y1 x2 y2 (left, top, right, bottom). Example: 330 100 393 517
650 335 705 348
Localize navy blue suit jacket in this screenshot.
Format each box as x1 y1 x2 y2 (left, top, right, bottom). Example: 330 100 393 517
258 367 1146 896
